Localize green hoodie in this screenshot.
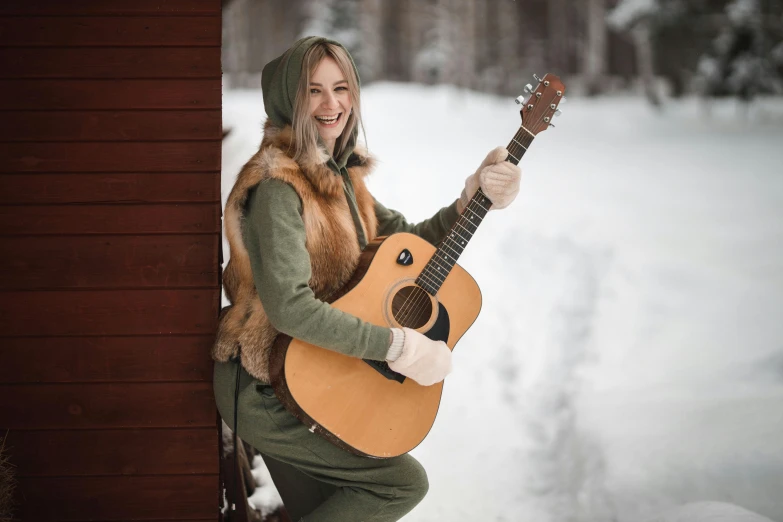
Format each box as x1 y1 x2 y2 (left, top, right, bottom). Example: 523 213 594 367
241 37 460 368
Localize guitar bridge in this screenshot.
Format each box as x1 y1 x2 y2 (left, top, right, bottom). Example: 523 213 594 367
363 359 406 383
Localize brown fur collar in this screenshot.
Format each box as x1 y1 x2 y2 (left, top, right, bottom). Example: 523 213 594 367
212 120 379 382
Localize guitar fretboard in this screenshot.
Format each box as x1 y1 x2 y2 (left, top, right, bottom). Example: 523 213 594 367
415 125 535 295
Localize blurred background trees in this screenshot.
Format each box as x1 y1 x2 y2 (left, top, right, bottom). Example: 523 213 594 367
222 0 783 104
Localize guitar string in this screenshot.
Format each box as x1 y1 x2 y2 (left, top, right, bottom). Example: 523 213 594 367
394 192 488 326
393 164 500 326
394 123 538 328
391 154 507 323
395 121 540 326
395 189 489 326
396 166 503 325
395 126 535 327
394 95 555 330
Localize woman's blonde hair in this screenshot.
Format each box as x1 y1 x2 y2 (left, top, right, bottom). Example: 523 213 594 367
291 42 364 163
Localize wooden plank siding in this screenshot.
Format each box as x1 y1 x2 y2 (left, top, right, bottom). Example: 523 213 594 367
0 17 222 47
0 337 215 383
0 172 220 204
17 476 218 520
9 429 218 476
0 111 222 141
0 48 221 79
0 1 221 16
0 235 220 289
0 2 223 521
0 79 221 109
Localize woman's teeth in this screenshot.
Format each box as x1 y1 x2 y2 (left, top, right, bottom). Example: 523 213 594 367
316 114 340 124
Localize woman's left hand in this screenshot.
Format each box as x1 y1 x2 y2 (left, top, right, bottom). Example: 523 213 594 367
459 146 521 212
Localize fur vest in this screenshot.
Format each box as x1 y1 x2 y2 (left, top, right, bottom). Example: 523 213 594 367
212 121 379 382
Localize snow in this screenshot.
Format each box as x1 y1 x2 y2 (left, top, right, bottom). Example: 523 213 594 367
607 0 659 30
646 501 774 522
248 455 284 517
726 0 760 26
221 84 783 521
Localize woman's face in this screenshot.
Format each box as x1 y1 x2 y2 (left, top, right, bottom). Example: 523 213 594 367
309 56 352 154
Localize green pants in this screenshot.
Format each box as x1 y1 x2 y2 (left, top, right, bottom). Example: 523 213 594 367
213 360 429 522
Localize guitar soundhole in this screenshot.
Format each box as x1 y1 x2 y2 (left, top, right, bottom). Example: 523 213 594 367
392 285 433 329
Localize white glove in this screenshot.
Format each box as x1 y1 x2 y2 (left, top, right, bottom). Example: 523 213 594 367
386 327 452 386
459 146 521 212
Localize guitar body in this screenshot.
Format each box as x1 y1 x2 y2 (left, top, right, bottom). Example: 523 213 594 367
268 232 482 458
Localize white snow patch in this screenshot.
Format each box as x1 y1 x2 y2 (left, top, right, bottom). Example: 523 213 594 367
247 455 284 517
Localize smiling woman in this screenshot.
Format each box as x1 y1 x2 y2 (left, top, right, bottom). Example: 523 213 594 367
211 36 521 521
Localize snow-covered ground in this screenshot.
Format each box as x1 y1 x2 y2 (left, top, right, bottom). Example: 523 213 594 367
222 84 783 522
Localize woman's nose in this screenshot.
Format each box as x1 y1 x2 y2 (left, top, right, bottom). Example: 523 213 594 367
322 91 338 108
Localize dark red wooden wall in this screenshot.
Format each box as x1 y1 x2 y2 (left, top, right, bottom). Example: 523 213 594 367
0 1 223 520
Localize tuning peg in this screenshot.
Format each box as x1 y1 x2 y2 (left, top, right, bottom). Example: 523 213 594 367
560 96 567 104
524 83 534 94
533 73 543 82
555 109 562 117
515 95 525 105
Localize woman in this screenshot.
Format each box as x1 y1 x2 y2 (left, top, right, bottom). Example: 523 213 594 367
212 36 521 522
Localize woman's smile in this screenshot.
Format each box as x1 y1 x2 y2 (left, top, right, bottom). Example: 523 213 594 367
314 112 342 127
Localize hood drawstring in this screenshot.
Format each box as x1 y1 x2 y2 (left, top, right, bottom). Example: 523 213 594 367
229 353 249 521
333 162 368 250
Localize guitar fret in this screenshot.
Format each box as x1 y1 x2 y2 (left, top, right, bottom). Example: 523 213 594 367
465 206 481 219
437 248 453 261
512 138 528 150
427 267 446 282
454 221 474 240
416 275 439 294
445 234 465 252
520 125 535 138
435 250 455 270
464 208 481 223
423 265 445 284
450 228 469 245
507 150 520 163
428 255 451 274
459 217 478 234
471 198 489 212
442 238 463 258
455 219 478 234
415 277 437 295
419 268 442 286
470 193 486 208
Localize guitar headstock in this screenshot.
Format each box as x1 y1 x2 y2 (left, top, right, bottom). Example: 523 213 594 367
515 73 566 135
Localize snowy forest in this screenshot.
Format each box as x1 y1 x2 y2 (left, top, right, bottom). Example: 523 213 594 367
222 0 783 104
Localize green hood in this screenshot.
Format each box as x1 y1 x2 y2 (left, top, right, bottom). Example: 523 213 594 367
261 36 361 170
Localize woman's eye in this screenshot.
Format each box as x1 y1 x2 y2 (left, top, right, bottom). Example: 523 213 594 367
336 86 348 92
310 88 320 94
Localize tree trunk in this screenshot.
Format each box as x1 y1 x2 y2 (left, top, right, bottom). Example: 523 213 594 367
547 0 570 73
584 0 607 95
632 22 662 107
358 0 383 82
456 0 477 90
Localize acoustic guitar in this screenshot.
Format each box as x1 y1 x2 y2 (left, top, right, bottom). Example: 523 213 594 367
269 73 566 458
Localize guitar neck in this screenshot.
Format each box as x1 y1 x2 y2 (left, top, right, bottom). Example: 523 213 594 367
414 125 535 295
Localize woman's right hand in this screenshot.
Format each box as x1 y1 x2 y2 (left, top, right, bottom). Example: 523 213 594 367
387 327 452 386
